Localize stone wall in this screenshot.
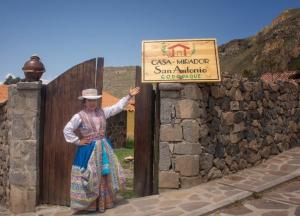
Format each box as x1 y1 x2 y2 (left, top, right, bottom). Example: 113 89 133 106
158 78 300 189
0 101 9 207
106 111 127 148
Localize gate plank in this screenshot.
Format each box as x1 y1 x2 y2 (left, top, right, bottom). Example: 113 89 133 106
134 66 155 196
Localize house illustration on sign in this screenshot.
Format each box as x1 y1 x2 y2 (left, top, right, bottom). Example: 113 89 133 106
168 44 190 57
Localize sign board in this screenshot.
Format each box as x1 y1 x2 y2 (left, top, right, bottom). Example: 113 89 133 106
142 39 221 83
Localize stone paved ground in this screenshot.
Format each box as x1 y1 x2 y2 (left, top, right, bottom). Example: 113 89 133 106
1 147 300 216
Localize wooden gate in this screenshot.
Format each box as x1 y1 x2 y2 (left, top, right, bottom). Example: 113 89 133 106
40 62 158 205
40 58 104 205
134 67 159 196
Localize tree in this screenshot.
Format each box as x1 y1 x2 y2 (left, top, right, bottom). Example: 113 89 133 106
3 75 22 85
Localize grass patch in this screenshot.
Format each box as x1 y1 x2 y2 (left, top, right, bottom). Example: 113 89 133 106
125 138 134 149
120 189 136 199
119 178 136 199
114 139 135 199
114 148 134 169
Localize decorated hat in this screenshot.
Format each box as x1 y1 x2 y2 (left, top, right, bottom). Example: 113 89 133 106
78 88 102 100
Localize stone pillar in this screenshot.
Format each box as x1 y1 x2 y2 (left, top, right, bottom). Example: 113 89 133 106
8 82 42 213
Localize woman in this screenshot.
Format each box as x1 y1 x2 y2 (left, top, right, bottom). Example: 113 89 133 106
63 87 140 213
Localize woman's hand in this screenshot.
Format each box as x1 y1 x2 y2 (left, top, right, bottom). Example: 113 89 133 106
129 87 141 97
79 138 90 145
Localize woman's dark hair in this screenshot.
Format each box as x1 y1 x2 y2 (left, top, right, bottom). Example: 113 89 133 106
81 99 86 108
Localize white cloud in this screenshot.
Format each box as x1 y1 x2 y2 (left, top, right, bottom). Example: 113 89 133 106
40 79 50 84
5 73 16 79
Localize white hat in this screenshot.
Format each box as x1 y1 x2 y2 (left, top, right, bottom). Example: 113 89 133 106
78 88 102 100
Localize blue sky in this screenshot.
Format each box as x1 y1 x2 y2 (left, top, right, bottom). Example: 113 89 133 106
0 0 299 81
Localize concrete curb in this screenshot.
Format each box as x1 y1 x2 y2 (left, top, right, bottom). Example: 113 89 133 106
184 191 252 216
190 170 300 216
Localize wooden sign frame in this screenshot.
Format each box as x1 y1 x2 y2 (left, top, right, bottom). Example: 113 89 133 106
142 39 221 83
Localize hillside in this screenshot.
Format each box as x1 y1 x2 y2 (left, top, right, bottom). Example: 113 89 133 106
103 66 137 98
219 8 300 76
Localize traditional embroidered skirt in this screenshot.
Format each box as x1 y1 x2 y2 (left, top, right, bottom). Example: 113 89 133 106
70 138 126 211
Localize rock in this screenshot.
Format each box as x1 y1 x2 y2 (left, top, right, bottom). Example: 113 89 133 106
159 171 179 188
215 142 225 158
222 165 231 175
221 96 231 111
211 86 226 99
177 99 200 119
158 83 184 91
242 82 253 92
225 156 233 166
199 153 213 171
238 159 248 169
244 130 256 141
199 124 209 138
247 110 260 120
232 79 240 88
233 111 245 124
213 106 222 117
224 79 232 89
262 98 269 107
207 167 222 180
213 158 225 170
182 120 200 142
206 142 216 155
221 112 234 125
228 142 241 156
248 140 259 152
278 93 289 101
288 121 297 132
208 97 215 109
230 161 239 172
278 142 289 152
245 150 261 164
274 133 282 143
251 120 260 127
175 155 199 176
244 92 251 101
10 184 37 213
199 108 208 119
174 142 202 155
17 81 41 90
182 84 202 100
9 171 27 187
230 132 242 144
159 142 171 171
12 115 31 140
230 101 239 111
234 89 243 101
124 156 134 162
160 98 177 124
232 122 246 133
211 118 220 131
248 101 257 110
271 144 279 155
266 135 274 145
160 124 182 142
160 91 181 99
261 146 271 159
228 87 237 99
180 176 202 188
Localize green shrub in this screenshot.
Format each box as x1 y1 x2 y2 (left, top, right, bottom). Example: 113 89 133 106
126 138 134 149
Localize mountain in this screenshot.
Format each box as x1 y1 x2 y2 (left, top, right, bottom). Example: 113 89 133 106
219 8 300 77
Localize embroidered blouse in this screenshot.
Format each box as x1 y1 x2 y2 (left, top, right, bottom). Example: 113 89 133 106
63 94 132 145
